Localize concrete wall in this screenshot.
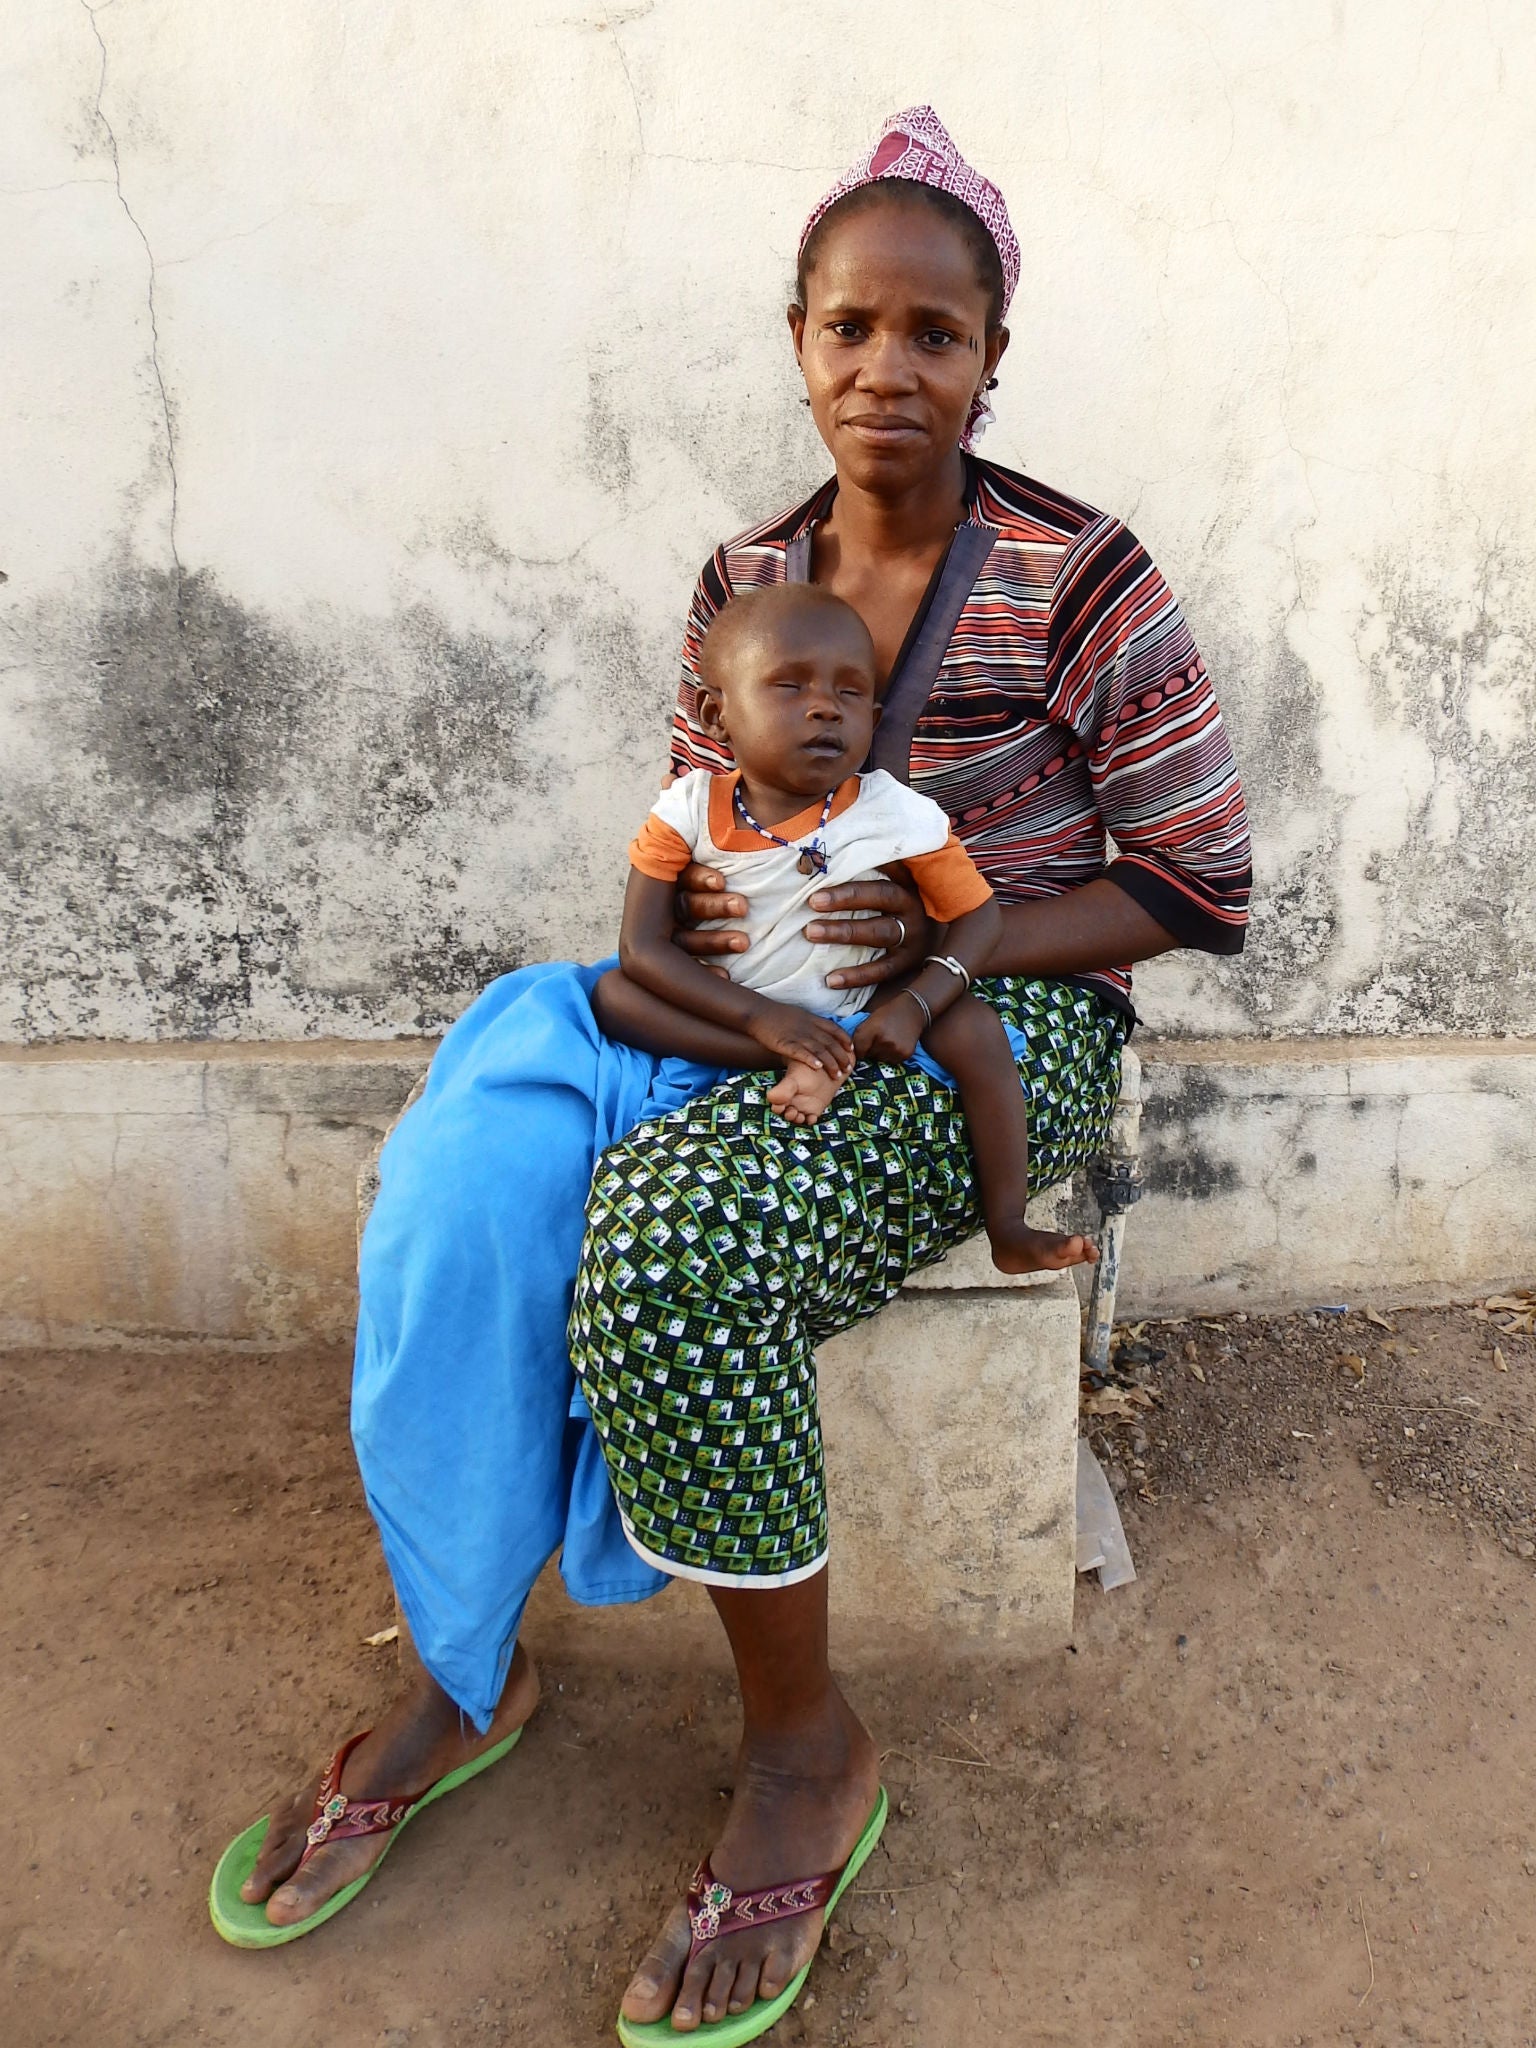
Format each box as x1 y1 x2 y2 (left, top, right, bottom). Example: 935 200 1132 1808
4 1038 1529 1349
2 3 1532 1321
3 0 1533 1047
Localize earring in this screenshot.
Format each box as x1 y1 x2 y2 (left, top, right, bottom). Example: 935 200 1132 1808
985 377 999 391
800 395 811 407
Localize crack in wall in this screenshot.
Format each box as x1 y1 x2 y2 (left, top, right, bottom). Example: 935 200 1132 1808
81 0 182 601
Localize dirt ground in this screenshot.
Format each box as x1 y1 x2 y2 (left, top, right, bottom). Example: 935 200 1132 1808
4 1296 1536 2048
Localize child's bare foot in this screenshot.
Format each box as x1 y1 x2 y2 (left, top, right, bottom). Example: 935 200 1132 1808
987 1222 1099 1274
766 1058 843 1125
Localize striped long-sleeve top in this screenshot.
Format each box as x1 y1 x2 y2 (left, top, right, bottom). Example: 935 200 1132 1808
669 457 1251 1019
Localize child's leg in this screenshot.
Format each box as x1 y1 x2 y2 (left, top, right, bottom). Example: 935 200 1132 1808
922 995 1098 1273
765 1056 847 1125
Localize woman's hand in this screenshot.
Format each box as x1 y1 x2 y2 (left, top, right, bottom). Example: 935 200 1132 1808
745 1000 856 1081
671 863 750 962
804 876 930 990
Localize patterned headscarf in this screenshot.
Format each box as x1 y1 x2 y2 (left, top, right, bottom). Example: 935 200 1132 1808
798 106 1019 446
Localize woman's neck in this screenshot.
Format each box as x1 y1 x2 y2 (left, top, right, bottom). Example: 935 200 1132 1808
823 447 969 562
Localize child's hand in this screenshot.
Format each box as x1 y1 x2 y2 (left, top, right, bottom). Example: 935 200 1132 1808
852 997 924 1066
747 1002 855 1081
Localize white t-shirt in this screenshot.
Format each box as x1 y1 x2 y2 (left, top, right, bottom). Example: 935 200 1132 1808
628 768 993 1018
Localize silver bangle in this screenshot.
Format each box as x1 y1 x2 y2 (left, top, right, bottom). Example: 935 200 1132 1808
892 917 907 949
924 952 972 991
901 987 933 1029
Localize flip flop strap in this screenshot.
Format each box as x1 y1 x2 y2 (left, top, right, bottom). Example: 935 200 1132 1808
295 1729 422 1865
685 1855 838 1951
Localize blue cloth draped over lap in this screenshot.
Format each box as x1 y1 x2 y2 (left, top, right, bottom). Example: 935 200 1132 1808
353 960 715 1730
352 956 1026 1731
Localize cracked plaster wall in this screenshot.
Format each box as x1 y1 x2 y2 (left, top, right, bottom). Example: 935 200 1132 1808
2 0 1534 1043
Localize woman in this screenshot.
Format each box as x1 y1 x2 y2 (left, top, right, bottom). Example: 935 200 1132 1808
216 108 1249 2040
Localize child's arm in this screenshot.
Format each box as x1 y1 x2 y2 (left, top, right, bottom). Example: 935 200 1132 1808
592 968 782 1069
852 894 1002 1065
617 870 855 1079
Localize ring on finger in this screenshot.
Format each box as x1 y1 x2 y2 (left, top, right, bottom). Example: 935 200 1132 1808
892 917 907 949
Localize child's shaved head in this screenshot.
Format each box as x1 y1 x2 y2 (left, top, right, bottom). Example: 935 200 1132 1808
699 584 877 696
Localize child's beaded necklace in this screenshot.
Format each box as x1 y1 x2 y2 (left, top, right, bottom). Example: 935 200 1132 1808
732 781 836 877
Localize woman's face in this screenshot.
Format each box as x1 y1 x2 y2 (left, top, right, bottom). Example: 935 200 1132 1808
788 194 1009 495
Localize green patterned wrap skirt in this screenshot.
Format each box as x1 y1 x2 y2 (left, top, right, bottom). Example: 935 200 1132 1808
567 976 1127 1589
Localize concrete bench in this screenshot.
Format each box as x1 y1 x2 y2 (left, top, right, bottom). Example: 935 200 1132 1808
358 1048 1143 1658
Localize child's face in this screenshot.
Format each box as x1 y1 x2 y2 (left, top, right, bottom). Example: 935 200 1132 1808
704 605 879 800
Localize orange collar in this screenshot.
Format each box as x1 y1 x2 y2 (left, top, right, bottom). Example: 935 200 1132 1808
708 772 861 852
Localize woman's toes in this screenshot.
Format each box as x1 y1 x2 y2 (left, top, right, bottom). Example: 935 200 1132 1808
727 1955 763 2013
263 1840 358 1925
265 1877 313 1926
240 1817 304 1902
619 1905 692 2022
702 1956 738 2023
673 1946 720 2031
758 1925 805 2002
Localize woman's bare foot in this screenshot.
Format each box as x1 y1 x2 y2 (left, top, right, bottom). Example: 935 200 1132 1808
620 1692 879 2032
766 1057 843 1126
988 1220 1099 1274
239 1643 539 1927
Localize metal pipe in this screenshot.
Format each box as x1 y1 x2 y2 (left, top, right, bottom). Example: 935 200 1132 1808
1082 1046 1143 1376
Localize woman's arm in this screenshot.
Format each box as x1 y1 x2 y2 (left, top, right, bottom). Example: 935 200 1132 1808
989 879 1180 979
1053 521 1251 963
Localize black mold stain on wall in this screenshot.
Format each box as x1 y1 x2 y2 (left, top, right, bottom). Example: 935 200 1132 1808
1343 549 1536 1034
1139 1066 1242 1201
5 513 1532 1044
85 566 311 810
1168 539 1536 1039
0 555 578 1040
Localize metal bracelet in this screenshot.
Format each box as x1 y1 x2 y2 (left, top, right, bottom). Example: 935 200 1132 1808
924 953 972 991
901 987 933 1030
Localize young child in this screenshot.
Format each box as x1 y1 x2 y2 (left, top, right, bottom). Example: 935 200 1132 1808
592 583 1096 1273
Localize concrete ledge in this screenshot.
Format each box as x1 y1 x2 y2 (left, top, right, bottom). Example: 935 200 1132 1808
1 1033 1532 1344
1129 1035 1536 1313
0 1040 430 1346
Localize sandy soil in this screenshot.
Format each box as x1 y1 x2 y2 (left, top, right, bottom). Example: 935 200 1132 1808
4 1297 1535 2048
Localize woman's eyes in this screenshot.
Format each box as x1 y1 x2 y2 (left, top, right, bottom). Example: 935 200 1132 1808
823 323 958 347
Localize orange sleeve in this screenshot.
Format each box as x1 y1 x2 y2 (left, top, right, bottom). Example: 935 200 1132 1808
904 832 995 921
628 814 695 883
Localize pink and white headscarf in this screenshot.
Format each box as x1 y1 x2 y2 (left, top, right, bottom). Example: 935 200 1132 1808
798 106 1019 446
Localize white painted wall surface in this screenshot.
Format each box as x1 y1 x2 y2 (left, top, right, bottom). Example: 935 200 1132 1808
2 0 1533 1045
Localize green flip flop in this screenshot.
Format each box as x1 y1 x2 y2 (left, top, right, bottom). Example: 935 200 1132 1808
209 1722 524 1948
616 1784 889 2048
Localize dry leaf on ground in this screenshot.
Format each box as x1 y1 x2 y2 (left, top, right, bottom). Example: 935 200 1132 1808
1083 1389 1138 1421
